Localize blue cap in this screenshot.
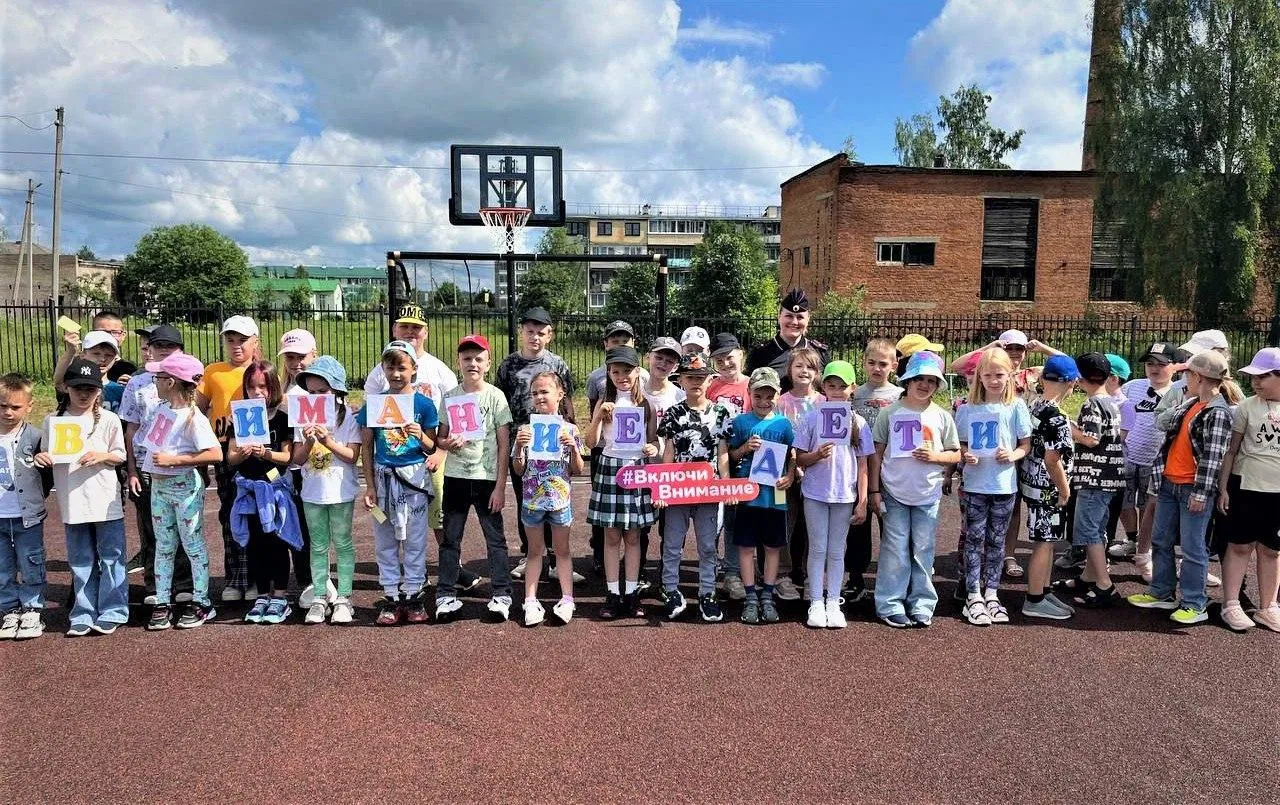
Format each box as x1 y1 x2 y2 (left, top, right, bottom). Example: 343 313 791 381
295 355 348 394
1106 353 1132 380
900 350 945 382
1041 355 1081 383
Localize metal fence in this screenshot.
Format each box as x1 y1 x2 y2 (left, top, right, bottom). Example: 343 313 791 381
3 303 1276 390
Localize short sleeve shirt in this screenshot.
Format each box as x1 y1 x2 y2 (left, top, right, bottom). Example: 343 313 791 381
729 411 794 509
851 383 904 430
1120 379 1174 465
355 393 439 467
516 423 583 511
707 376 749 416
364 350 458 413
496 351 575 427
232 409 291 481
777 391 823 428
871 400 961 506
657 401 734 467
197 361 248 445
1231 395 1280 492
954 400 1032 495
441 384 513 481
147 404 219 477
1071 395 1126 490
296 410 362 504
794 407 874 504
1020 399 1074 500
45 410 127 524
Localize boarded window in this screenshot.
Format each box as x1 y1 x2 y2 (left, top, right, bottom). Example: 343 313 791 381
1089 215 1135 301
980 198 1038 301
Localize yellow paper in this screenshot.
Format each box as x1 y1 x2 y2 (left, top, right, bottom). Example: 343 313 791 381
370 505 388 523
56 316 81 333
266 467 280 482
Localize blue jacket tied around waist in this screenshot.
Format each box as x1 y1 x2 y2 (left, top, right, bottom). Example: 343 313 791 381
231 475 304 550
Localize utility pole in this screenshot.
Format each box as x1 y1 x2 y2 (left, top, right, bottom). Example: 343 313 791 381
51 106 64 307
13 179 35 302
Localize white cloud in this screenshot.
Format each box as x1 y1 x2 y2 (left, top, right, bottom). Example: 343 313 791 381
755 62 827 89
908 0 1092 169
677 16 772 47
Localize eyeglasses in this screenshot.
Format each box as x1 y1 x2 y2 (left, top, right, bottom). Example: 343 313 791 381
101 329 125 337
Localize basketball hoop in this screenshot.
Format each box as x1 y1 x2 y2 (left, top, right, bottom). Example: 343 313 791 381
479 206 531 254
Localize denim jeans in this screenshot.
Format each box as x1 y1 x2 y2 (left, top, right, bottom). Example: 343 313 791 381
0 517 45 611
1150 479 1213 612
65 518 129 628
439 477 510 598
662 503 720 596
875 491 940 619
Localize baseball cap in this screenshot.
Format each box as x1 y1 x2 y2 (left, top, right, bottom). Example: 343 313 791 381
1187 351 1229 381
822 360 857 386
107 360 136 383
680 326 710 350
221 315 259 338
81 330 120 353
457 333 491 353
64 358 103 389
604 346 640 367
134 325 159 340
395 304 428 327
278 329 317 356
676 352 714 377
998 329 1029 347
147 325 184 348
1106 353 1132 380
1178 329 1229 355
295 355 348 394
900 351 945 382
520 307 553 326
602 320 635 339
748 367 783 392
1140 342 1181 365
1041 355 1081 383
381 340 417 362
650 337 681 358
897 333 944 357
146 353 205 384
1240 347 1280 375
1075 352 1111 382
709 333 741 357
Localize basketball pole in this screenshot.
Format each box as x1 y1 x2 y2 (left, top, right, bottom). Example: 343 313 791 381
505 243 516 354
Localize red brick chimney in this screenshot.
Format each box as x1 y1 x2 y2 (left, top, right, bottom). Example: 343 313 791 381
1082 0 1122 170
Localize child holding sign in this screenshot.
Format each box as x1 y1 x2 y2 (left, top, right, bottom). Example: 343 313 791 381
794 361 873 629
727 367 796 625
34 359 128 636
358 341 439 626
0 374 51 641
869 351 961 628
587 346 658 620
953 349 1031 626
142 353 222 631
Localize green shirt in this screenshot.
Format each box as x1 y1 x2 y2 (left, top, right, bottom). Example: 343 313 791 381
442 383 513 481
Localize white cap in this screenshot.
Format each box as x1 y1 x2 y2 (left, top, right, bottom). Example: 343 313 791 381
680 326 710 349
220 315 259 337
998 329 1029 346
81 330 120 353
1178 329 1229 355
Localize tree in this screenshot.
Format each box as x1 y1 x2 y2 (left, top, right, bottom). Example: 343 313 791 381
431 281 464 309
63 274 112 306
292 264 308 279
76 244 96 261
603 261 665 323
1092 0 1280 320
117 223 253 314
681 222 778 343
517 227 586 316
287 284 311 317
841 135 859 161
255 286 276 322
894 84 1024 168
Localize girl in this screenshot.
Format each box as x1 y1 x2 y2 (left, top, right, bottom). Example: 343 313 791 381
642 337 684 592
794 361 872 629
277 328 321 608
35 359 128 636
229 362 297 625
776 347 825 602
291 356 360 625
587 345 658 620
1216 348 1280 632
512 371 584 626
278 329 318 393
954 349 1031 625
0 374 49 641
847 338 903 602
144 353 222 631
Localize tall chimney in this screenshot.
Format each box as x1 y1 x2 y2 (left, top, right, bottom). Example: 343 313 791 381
1082 0 1122 170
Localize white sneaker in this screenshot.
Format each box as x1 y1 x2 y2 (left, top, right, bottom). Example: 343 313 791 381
571 569 586 583
1135 552 1153 583
0 611 20 639
552 597 575 624
221 587 243 603
724 573 746 601
1206 572 1221 588
304 601 328 624
825 598 847 629
299 584 317 609
510 557 528 579
329 598 354 624
66 623 92 637
774 578 801 601
487 595 512 621
15 609 43 640
434 596 463 621
806 600 828 628
523 599 545 626
143 593 160 606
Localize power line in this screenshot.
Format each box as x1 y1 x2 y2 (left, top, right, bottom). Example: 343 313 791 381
0 114 56 131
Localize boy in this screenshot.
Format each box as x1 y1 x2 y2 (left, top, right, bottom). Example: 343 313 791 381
496 307 575 580
52 310 130 391
707 332 749 599
0 374 50 640
434 334 514 622
727 367 795 624
656 352 734 622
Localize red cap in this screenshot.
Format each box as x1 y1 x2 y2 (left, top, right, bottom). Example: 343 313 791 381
458 333 490 352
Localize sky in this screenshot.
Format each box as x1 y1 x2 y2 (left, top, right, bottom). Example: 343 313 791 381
0 0 1094 284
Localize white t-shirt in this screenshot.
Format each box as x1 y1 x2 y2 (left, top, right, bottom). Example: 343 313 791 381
118 372 163 462
295 410 362 504
1231 395 1280 493
0 428 21 518
44 411 127 525
146 404 219 477
364 350 458 412
1119 379 1174 465
871 400 961 507
642 382 685 455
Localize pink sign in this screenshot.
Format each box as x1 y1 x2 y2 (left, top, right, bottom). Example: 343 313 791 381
615 462 758 505
444 393 484 442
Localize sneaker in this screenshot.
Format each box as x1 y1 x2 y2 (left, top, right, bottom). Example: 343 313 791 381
221 586 243 603
434 596 463 622
1044 592 1076 615
126 551 145 574
636 578 652 595
698 593 723 623
458 569 483 592
552 598 575 624
964 596 992 626
881 613 912 629
66 623 92 637
487 595 512 621
176 603 215 629
1054 550 1086 571
1022 596 1073 620
1134 551 1153 583
510 557 528 579
825 598 847 629
910 613 933 628
622 592 645 618
15 609 43 639
1253 605 1280 633
741 595 761 624
1107 538 1136 558
304 601 329 625
985 595 1011 623
724 573 746 601
143 593 160 606
600 592 622 620
569 569 586 583
761 596 781 623
299 584 317 609
89 621 118 635
663 589 687 620
774 578 801 601
175 592 193 603
375 596 403 626
523 599 545 626
1206 572 1222 588
404 593 431 624
1128 592 1179 610
245 597 269 624
0 611 19 639
1170 606 1208 626
807 600 828 628
146 605 173 631
330 598 354 624
1220 601 1255 632
654 587 669 606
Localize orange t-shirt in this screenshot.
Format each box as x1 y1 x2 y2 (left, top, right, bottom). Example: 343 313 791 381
197 361 247 444
1164 401 1205 484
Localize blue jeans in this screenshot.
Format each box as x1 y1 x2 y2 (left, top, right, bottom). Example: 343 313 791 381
0 517 45 611
65 519 129 628
1150 479 1213 612
875 491 940 619
721 504 739 575
1072 488 1118 546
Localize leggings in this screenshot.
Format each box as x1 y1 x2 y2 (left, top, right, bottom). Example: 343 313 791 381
962 492 1017 594
246 515 291 596
804 498 853 601
304 501 355 598
152 470 211 607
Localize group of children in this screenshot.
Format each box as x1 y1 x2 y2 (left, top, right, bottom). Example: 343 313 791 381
1 304 1277 639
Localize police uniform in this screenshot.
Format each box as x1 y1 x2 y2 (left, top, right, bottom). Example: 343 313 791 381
746 289 829 393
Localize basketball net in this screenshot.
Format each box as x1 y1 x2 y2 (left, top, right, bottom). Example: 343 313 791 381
479 207 531 254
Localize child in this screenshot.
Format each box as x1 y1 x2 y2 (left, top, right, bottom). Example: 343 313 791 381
776 347 824 602
707 332 750 600
359 340 439 626
848 338 904 601
794 361 872 629
79 331 126 413
435 334 515 623
144 353 222 631
1019 356 1081 620
642 337 685 592
869 351 961 628
512 371 584 625
954 349 1031 625
291 356 360 625
655 352 734 623
278 329 318 393
276 328 321 605
680 326 710 356
0 374 51 641
35 359 128 636
727 367 796 625
1127 351 1233 625
586 345 658 619
1217 347 1280 632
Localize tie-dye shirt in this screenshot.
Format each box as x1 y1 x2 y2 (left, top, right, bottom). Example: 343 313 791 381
516 423 583 511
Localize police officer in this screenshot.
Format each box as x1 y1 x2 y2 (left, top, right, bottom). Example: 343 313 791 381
746 288 828 393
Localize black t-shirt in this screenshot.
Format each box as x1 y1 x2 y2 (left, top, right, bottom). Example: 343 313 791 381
746 334 829 393
233 409 291 481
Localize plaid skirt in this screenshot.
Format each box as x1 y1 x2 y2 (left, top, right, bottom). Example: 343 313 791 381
588 453 656 530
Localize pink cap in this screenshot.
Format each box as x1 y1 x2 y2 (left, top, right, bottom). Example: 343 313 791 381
1240 347 1280 375
278 329 317 356
146 352 204 384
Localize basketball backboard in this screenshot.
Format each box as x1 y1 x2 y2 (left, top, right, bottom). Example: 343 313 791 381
448 144 565 227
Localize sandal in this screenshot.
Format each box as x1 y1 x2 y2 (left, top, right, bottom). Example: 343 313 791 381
1003 556 1025 579
1075 584 1119 608
1050 577 1085 593
984 598 1010 624
964 598 992 626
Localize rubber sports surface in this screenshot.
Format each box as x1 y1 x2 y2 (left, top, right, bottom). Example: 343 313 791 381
3 484 1274 804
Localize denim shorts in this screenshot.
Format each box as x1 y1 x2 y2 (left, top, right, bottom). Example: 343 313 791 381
1072 487 1118 546
520 506 572 528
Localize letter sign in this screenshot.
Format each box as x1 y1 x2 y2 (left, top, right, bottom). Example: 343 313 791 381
231 398 270 446
528 414 565 462
444 393 485 443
